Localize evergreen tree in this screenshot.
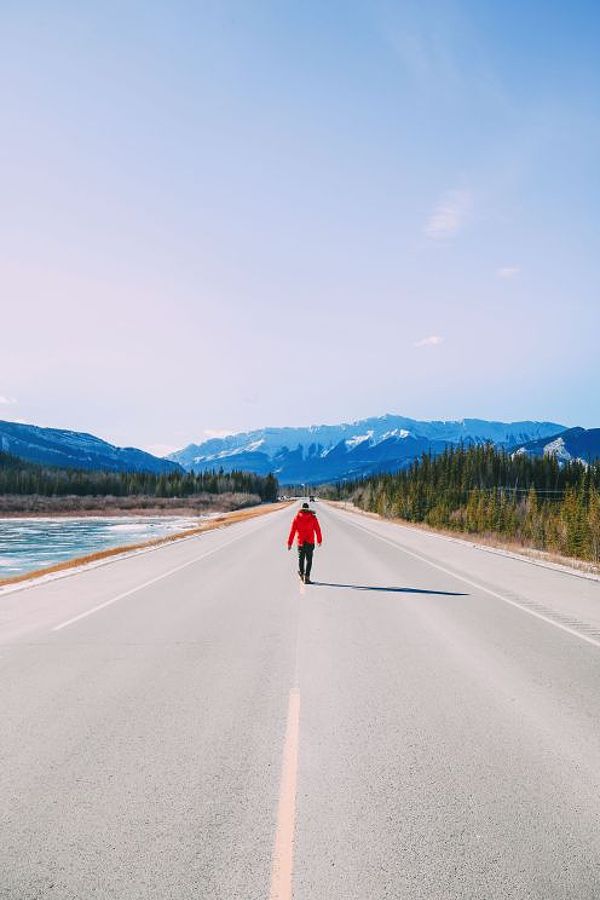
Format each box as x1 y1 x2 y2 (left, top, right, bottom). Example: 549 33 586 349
329 444 600 564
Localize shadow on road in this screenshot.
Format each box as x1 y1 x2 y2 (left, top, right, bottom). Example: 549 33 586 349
312 582 468 596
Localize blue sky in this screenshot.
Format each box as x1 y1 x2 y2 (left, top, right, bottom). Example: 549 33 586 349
1 1 599 453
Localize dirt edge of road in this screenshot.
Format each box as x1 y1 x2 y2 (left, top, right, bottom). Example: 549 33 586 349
326 500 600 583
0 501 293 590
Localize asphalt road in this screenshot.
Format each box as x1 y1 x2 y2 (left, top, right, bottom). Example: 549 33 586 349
1 501 600 899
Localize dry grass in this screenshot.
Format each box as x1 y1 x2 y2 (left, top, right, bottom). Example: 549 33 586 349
0 501 292 588
327 501 600 579
0 492 262 517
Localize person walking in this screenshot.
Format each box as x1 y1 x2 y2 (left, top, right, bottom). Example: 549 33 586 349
287 502 322 584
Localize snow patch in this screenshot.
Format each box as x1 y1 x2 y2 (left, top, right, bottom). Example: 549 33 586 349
245 438 266 452
543 437 572 462
377 428 411 442
192 437 265 463
345 430 374 449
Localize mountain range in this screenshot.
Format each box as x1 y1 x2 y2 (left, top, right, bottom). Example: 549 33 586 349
167 415 572 483
0 420 181 474
2 416 599 484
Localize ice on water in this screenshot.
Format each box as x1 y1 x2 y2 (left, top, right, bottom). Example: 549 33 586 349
0 517 199 577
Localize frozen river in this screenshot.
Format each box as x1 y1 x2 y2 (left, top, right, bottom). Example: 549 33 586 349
0 516 200 578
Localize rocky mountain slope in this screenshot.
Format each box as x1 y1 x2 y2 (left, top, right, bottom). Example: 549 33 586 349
168 415 565 483
515 427 600 464
0 420 182 474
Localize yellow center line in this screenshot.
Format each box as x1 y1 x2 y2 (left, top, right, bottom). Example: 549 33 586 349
269 688 301 900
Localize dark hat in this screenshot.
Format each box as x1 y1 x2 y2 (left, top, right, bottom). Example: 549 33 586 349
302 502 309 509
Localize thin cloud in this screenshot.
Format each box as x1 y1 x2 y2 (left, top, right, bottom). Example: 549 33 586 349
0 395 17 405
425 190 472 239
414 335 445 348
496 266 520 279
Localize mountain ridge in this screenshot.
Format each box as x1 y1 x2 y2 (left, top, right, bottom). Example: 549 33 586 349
515 427 600 465
5 415 596 484
168 414 567 484
0 420 182 474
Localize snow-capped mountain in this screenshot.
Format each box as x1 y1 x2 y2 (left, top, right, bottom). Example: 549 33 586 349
514 427 600 465
0 420 182 474
168 415 566 483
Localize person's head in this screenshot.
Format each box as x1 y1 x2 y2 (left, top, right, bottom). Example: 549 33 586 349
302 502 309 509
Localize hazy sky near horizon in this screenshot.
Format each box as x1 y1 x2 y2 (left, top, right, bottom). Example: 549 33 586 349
2 0 599 454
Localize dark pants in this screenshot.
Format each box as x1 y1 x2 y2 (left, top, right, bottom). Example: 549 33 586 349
298 542 315 579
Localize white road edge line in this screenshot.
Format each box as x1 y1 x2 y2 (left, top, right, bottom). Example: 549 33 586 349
328 504 600 584
52 530 251 632
2 504 292 599
339 511 600 651
0 523 216 599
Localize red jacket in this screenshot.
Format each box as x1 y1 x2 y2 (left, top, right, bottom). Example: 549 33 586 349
287 509 322 548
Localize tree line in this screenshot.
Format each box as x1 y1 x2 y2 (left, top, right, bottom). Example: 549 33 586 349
331 444 600 563
0 452 279 503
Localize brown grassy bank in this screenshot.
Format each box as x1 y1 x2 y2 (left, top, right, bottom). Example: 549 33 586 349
0 492 261 518
0 501 292 588
327 501 600 579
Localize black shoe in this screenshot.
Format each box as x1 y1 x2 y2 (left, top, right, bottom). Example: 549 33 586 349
304 577 312 585
298 571 305 582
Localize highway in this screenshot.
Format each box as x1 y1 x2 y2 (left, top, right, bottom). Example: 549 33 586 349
1 501 600 899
